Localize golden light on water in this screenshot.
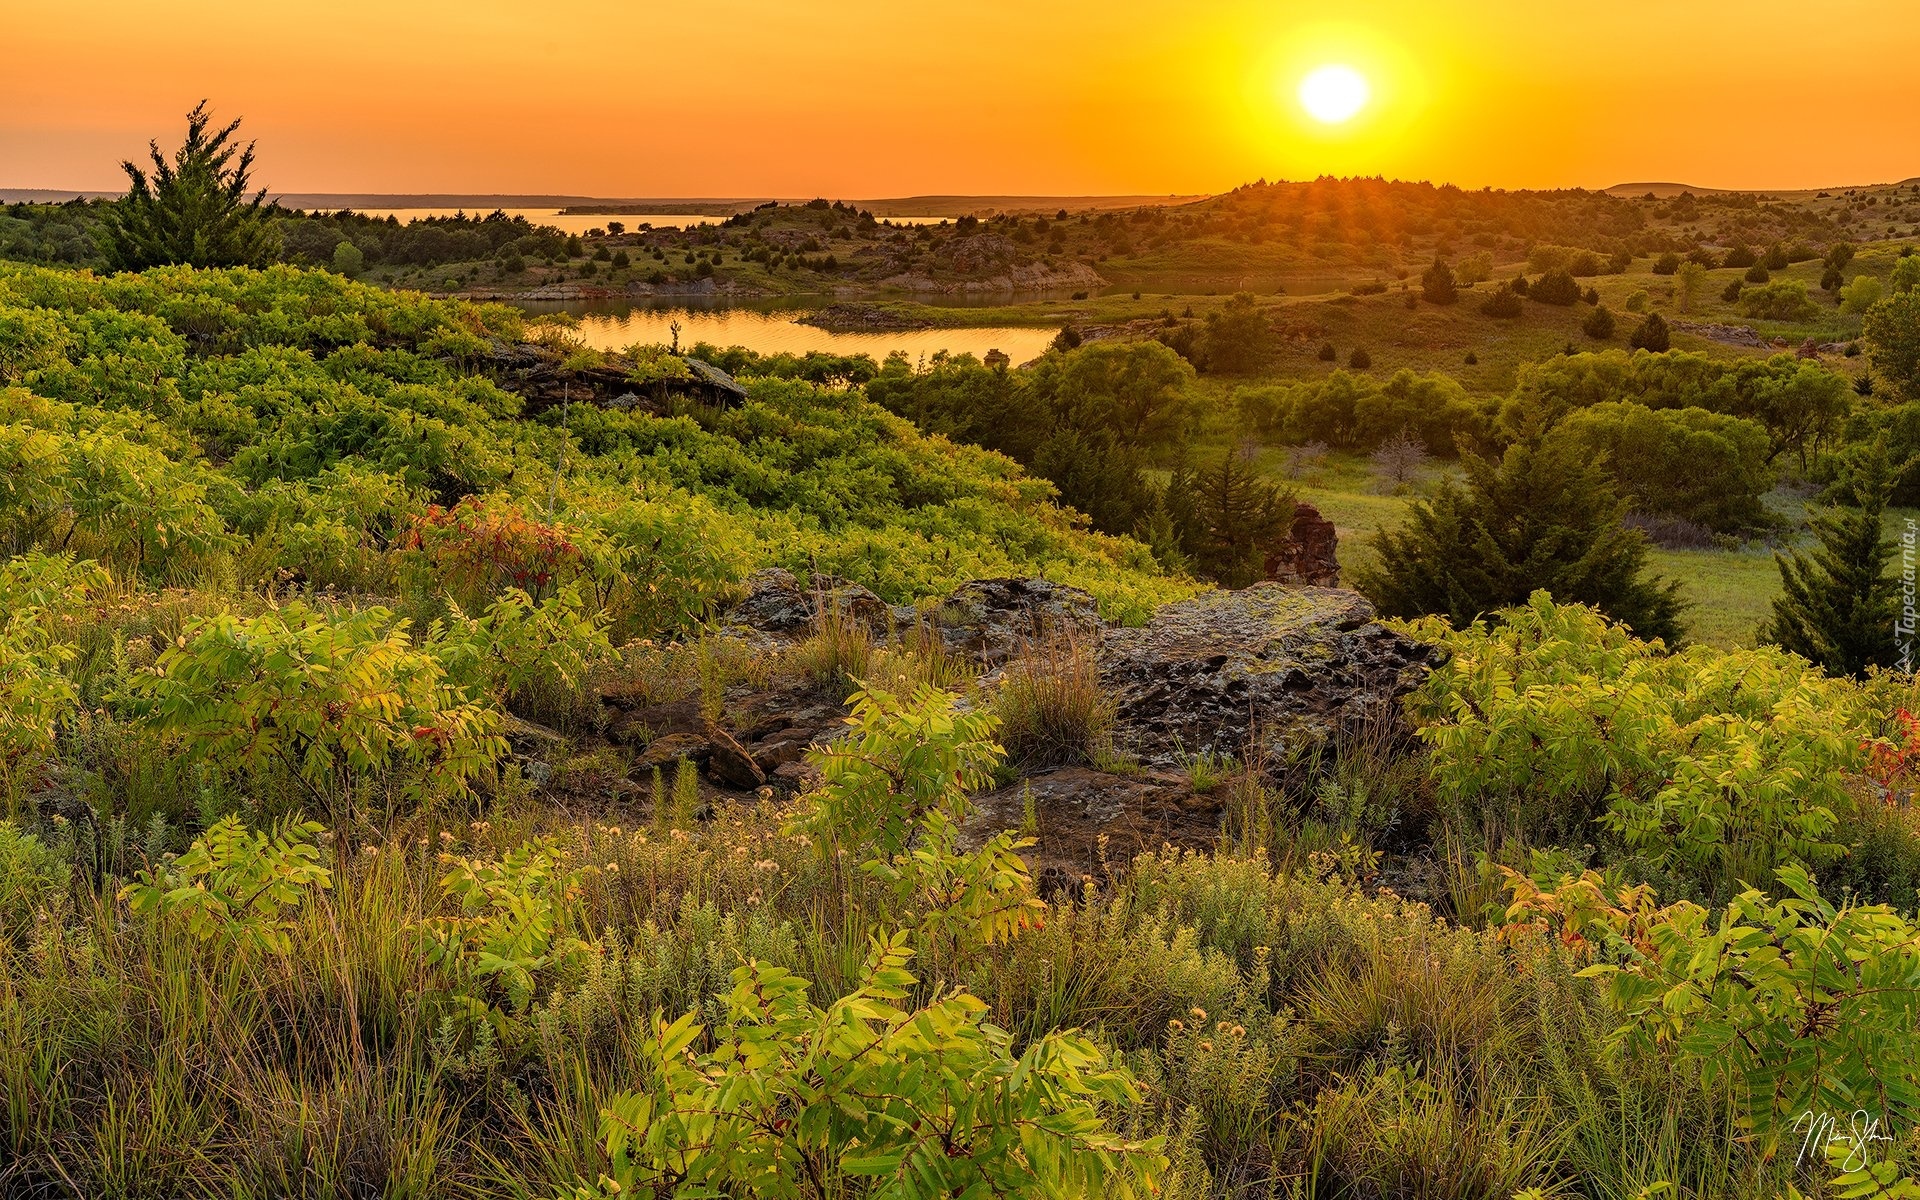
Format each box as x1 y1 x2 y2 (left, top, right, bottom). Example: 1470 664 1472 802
1298 64 1369 124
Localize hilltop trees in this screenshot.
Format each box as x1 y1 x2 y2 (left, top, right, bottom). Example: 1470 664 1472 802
100 101 278 270
1760 438 1899 676
1357 438 1684 641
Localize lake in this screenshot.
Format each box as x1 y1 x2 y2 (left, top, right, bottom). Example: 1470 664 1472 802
345 208 960 236
518 301 1060 364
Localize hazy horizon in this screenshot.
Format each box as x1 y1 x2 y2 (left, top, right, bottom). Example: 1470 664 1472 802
8 0 1917 198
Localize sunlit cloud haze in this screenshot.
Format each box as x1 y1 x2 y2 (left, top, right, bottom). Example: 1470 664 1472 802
6 0 1918 196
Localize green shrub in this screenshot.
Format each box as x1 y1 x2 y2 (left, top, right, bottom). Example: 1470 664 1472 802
123 602 506 811
428 584 613 718
560 934 1164 1199
119 815 330 956
1529 865 1920 1158
1740 279 1820 322
423 835 589 1015
0 819 67 941
1408 594 1870 896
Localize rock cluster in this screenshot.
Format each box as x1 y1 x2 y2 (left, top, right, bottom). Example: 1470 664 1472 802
1265 502 1340 587
1099 584 1442 770
671 572 1441 871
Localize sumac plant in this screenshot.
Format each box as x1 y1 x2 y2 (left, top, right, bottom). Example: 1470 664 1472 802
397 496 583 610
1511 865 1920 1161
556 934 1164 1200
124 602 505 812
1407 593 1872 897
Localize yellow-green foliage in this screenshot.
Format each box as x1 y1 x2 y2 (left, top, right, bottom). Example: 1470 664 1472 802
1408 593 1873 894
0 261 1189 626
122 602 505 810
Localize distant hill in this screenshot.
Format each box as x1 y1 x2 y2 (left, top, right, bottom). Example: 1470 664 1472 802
1606 179 1920 198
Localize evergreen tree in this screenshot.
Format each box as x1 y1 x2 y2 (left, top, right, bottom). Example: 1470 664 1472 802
1582 304 1616 340
1421 258 1458 305
1171 452 1293 588
1759 437 1900 676
1629 312 1671 351
1356 438 1685 640
100 101 277 270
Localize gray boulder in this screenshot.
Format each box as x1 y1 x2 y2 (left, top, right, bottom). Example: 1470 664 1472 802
1098 585 1441 770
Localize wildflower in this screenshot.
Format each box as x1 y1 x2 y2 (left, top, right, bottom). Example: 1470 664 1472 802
606 862 619 874
754 859 779 872
362 844 378 856
1231 1024 1246 1038
1189 1006 1207 1021
1167 1019 1184 1032
1198 1040 1213 1053
439 830 455 843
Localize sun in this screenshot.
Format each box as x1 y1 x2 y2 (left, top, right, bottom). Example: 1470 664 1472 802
1298 64 1370 125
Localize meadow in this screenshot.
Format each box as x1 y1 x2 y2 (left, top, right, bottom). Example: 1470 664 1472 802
5 156 1920 1199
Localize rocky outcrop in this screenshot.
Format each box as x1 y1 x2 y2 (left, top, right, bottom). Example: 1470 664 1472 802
923 578 1104 666
1099 585 1441 770
964 767 1221 882
723 568 894 641
1265 502 1340 587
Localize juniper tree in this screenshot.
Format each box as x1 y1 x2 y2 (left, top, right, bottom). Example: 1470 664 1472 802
100 101 278 270
1356 438 1685 641
1421 258 1458 305
1759 437 1900 677
1168 451 1294 588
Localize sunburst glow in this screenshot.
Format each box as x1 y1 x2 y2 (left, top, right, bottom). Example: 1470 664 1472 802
1298 64 1370 124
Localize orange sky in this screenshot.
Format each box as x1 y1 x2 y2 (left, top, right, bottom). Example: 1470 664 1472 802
6 0 1918 198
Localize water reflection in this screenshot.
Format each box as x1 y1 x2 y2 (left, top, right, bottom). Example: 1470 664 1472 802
520 302 1060 364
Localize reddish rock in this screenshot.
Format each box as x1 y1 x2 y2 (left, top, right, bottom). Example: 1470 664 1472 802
1265 501 1340 587
702 721 766 790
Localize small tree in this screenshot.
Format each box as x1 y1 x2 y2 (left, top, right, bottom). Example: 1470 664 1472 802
1629 312 1671 352
1421 257 1458 305
1170 453 1294 588
1371 431 1429 490
1676 260 1708 313
1530 269 1581 306
100 101 278 270
330 240 364 276
1841 275 1884 314
1356 438 1684 641
1480 282 1523 318
1760 438 1899 677
1348 346 1372 369
1582 304 1616 340
1865 291 1920 399
1652 252 1681 275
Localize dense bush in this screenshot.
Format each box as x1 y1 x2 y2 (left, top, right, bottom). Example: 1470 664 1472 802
1409 594 1872 898
1358 441 1684 641
1544 401 1775 532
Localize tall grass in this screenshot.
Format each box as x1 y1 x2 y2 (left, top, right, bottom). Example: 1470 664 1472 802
993 632 1116 770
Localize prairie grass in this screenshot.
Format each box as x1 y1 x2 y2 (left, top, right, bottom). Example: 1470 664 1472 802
992 632 1115 769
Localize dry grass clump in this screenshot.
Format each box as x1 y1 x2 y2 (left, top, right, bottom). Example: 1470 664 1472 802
993 631 1115 769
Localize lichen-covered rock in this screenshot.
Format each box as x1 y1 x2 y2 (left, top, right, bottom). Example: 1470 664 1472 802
926 578 1104 665
1098 584 1441 770
963 766 1216 881
724 567 892 640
